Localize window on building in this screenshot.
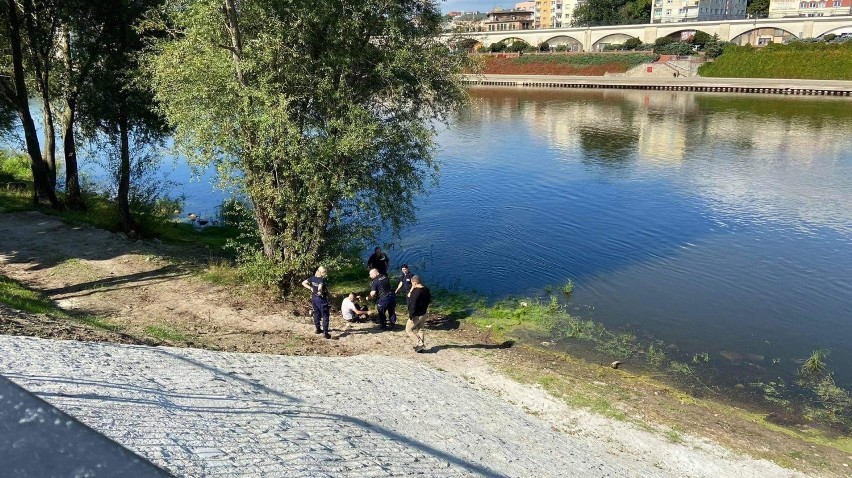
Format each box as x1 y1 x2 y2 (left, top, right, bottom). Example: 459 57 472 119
833 0 841 5
666 9 671 14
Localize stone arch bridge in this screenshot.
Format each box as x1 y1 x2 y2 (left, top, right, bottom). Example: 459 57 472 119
446 16 852 52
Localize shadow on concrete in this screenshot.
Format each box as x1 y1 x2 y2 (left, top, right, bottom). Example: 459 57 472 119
14 348 510 478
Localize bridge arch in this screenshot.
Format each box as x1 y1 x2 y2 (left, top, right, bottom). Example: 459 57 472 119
663 29 713 43
730 27 797 46
491 36 530 46
591 33 636 52
813 24 852 38
544 35 584 52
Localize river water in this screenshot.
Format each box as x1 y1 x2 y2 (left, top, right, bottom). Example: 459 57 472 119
389 88 852 388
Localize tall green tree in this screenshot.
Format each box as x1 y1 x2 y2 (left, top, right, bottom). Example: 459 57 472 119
0 0 59 206
150 0 467 285
79 0 167 232
572 0 651 27
747 0 770 18
57 0 113 209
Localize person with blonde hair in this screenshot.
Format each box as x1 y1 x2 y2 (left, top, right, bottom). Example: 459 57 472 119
302 266 331 339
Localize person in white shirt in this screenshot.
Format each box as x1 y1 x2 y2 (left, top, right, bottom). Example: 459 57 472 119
341 292 370 323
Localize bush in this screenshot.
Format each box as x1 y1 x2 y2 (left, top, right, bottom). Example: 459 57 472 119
822 33 837 42
654 36 674 48
656 41 695 55
0 152 30 183
538 41 550 52
690 31 711 47
505 40 530 53
488 42 507 52
624 37 642 50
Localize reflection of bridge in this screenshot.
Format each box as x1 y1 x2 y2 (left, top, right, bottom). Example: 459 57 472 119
446 16 852 52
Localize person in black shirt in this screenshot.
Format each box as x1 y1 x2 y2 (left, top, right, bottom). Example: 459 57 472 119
369 268 397 329
406 275 431 352
367 247 389 275
301 266 331 339
395 264 414 308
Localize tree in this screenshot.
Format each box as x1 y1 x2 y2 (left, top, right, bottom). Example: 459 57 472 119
691 31 712 48
151 0 467 285
747 0 770 18
57 0 113 209
79 0 168 232
572 0 651 27
0 0 59 206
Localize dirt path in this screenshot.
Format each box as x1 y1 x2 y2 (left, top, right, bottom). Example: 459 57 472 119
1 211 847 477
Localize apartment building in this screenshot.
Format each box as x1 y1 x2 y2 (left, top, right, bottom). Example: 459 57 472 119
651 0 748 23
768 0 852 18
484 9 535 31
535 0 585 28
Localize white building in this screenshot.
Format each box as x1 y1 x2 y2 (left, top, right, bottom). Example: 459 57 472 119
651 0 748 23
768 0 852 18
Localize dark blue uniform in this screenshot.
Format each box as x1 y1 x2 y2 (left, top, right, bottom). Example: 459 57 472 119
307 275 330 333
371 274 396 328
400 270 414 308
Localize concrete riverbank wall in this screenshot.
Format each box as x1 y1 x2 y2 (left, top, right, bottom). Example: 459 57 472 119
461 74 852 96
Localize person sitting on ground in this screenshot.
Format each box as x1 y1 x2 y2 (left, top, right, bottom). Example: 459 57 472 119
341 292 370 323
367 247 390 275
406 275 431 353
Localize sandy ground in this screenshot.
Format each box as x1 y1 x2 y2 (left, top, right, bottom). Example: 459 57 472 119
0 211 842 477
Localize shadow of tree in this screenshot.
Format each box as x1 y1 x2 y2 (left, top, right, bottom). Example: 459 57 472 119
45 266 190 299
421 340 515 354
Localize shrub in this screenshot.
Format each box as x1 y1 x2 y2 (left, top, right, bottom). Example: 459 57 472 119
505 40 530 53
822 33 837 42
623 37 642 50
538 41 550 52
654 36 674 48
691 31 712 47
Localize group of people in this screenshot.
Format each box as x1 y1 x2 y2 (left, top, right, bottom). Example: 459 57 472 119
301 247 432 352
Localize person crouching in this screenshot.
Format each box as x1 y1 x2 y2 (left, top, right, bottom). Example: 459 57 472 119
341 292 370 323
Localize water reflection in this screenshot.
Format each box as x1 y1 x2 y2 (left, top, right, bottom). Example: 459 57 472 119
395 87 852 386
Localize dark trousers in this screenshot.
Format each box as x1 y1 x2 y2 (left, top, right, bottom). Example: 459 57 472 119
377 295 397 328
312 296 330 332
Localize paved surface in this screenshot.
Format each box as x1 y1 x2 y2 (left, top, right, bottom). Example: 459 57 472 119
0 335 805 478
463 74 852 92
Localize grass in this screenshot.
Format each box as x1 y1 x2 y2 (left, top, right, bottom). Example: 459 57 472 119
0 273 119 332
0 151 240 251
698 42 852 80
143 324 189 342
513 52 657 68
0 275 58 315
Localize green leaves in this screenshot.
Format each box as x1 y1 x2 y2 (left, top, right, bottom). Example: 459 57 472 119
151 0 467 283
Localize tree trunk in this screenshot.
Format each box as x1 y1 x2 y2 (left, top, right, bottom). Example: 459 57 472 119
41 101 56 189
3 0 58 207
62 101 84 209
117 112 134 233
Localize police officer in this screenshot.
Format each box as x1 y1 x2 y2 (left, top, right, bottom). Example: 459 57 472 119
302 266 331 339
395 264 414 308
369 268 397 329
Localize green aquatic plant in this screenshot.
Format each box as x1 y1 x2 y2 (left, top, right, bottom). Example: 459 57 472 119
647 344 667 367
562 279 574 296
799 349 829 382
692 352 710 364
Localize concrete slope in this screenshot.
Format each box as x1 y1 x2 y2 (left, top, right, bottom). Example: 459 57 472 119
0 336 806 478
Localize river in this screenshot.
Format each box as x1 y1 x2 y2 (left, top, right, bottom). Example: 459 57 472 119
390 88 852 388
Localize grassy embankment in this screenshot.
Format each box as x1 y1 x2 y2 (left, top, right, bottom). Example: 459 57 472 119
479 53 658 76
699 42 852 80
